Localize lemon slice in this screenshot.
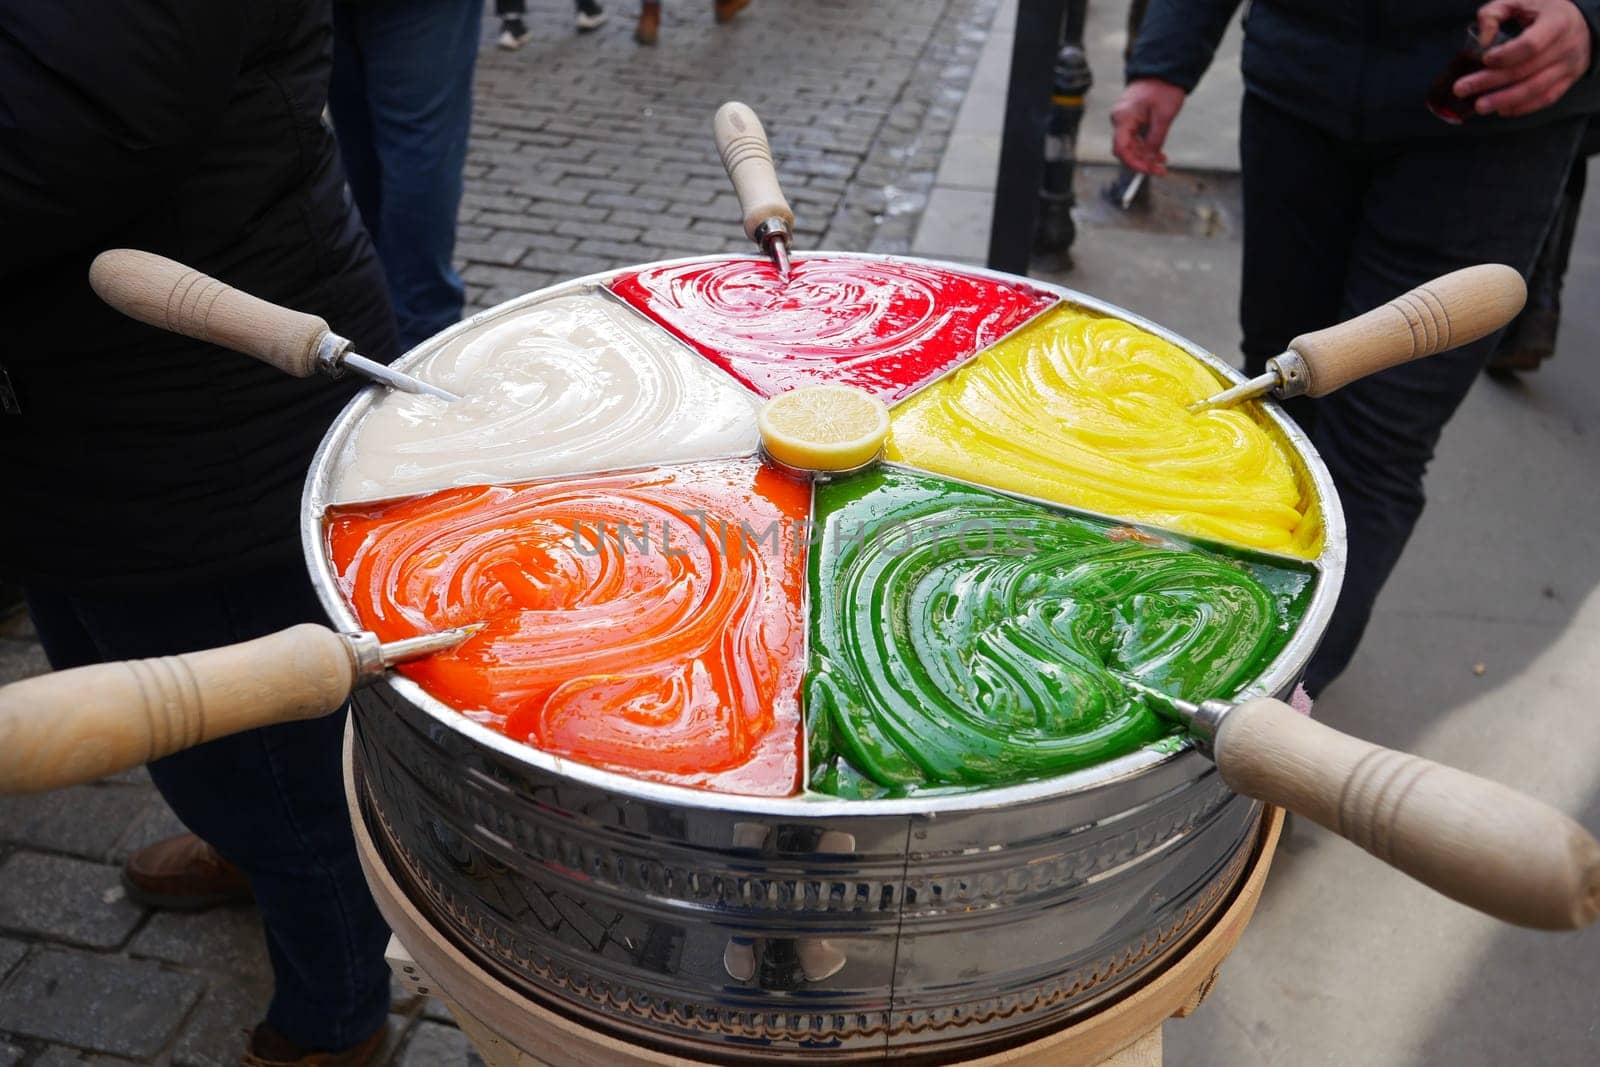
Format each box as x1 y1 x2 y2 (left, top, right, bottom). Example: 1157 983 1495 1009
758 385 889 472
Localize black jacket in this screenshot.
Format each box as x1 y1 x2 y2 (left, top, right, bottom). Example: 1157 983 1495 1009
0 0 398 591
1129 0 1600 140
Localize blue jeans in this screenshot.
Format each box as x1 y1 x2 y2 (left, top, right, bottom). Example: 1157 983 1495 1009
1239 93 1585 695
329 0 482 352
25 562 390 1052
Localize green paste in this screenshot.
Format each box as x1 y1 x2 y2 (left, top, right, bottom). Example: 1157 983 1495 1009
806 468 1316 798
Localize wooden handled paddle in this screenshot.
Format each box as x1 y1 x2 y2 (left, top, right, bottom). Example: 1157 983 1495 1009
0 624 477 795
1206 696 1600 930
90 249 332 378
88 249 458 399
1287 264 1527 396
713 102 794 244
1191 264 1527 410
713 102 795 277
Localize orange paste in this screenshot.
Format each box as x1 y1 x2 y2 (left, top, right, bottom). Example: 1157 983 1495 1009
326 459 809 795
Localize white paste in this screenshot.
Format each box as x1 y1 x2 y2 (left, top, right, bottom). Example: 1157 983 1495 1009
330 293 761 502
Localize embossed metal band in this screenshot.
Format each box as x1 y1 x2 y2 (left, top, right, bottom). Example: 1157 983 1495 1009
366 788 1254 1050
354 702 1259 1054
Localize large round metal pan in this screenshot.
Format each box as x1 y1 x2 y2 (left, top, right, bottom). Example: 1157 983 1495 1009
302 253 1346 1059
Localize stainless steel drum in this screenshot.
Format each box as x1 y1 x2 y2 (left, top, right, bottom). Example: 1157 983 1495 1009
302 254 1347 1063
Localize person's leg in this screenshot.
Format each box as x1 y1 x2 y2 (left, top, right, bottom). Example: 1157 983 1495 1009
495 0 531 50
27 588 255 911
637 1 661 44
349 0 481 350
1488 143 1588 372
1237 92 1366 434
327 4 382 245
26 564 390 1053
575 0 608 31
22 586 106 671
715 0 750 24
1302 119 1586 694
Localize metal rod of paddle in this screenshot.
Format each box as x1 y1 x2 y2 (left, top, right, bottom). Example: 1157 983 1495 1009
89 249 459 401
1190 265 1527 412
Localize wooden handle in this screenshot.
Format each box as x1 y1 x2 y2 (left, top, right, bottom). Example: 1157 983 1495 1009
89 249 331 377
1214 697 1600 930
712 102 794 242
1288 264 1527 396
0 624 356 795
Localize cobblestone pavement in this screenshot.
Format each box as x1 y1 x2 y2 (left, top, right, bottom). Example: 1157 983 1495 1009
0 1 996 1063
459 0 995 311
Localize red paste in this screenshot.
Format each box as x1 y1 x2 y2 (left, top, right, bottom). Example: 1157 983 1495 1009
326 460 809 796
608 256 1058 402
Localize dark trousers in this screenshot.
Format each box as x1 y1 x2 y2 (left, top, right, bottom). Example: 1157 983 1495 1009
329 0 481 352
1239 93 1585 695
24 561 390 1052
1527 140 1589 314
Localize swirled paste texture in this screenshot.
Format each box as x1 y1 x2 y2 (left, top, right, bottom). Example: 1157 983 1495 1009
327 460 808 795
806 469 1315 798
330 293 760 503
886 306 1322 557
608 257 1057 402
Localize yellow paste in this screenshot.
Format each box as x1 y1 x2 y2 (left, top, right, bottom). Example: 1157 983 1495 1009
885 306 1322 557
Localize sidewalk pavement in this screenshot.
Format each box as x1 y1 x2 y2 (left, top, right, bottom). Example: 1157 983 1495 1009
4 1 1599 1064
913 0 1247 355
455 0 999 311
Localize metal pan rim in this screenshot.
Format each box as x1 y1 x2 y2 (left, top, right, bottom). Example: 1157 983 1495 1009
301 252 1346 818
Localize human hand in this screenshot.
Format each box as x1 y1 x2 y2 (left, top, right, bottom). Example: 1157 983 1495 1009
1456 0 1593 117
1110 79 1187 176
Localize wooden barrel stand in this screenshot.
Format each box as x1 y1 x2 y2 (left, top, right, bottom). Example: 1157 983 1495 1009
345 728 1283 1067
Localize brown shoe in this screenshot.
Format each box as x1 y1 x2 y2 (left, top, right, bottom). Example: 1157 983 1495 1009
714 0 750 22
241 1022 386 1067
635 1 660 43
123 832 253 911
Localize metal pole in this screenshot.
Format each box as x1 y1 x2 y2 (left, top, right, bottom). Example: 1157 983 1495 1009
1063 0 1088 45
985 0 1069 274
